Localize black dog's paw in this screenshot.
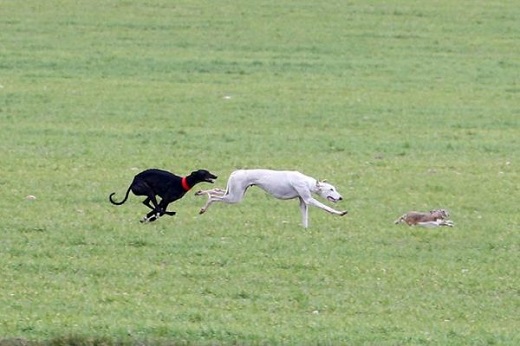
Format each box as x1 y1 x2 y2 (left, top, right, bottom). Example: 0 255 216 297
140 216 153 223
141 213 159 223
163 211 176 216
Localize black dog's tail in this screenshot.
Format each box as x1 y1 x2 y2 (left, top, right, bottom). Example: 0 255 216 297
109 186 131 206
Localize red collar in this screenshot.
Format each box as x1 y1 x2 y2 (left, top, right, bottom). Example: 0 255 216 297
181 176 191 191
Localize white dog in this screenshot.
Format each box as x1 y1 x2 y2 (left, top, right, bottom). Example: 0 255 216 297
195 169 348 228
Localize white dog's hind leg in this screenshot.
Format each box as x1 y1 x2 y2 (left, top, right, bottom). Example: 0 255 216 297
195 188 226 214
194 188 226 198
198 178 251 214
199 199 213 214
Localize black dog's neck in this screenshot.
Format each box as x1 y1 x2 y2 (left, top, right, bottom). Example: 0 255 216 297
183 173 209 192
181 176 191 192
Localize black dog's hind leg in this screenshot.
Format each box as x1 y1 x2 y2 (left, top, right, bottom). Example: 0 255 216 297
130 180 164 223
146 197 176 217
142 209 160 223
141 198 176 223
162 210 176 216
143 195 177 216
141 208 175 223
157 199 177 217
131 180 177 223
139 196 161 223
142 197 160 212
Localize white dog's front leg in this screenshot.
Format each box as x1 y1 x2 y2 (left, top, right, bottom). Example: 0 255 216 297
299 198 309 228
307 198 348 216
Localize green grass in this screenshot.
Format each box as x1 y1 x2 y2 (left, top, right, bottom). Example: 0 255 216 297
1 0 518 344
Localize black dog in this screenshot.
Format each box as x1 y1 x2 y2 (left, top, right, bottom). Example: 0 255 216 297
109 169 217 222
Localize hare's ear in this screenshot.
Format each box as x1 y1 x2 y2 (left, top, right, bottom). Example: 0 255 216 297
322 179 328 183
316 179 321 187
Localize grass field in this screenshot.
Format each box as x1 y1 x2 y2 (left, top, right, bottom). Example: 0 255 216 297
1 0 518 344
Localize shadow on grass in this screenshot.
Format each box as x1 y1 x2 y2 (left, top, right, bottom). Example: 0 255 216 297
0 336 196 346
